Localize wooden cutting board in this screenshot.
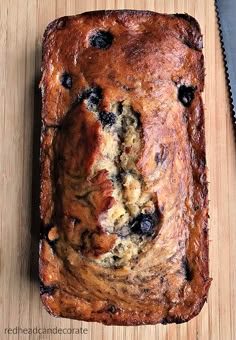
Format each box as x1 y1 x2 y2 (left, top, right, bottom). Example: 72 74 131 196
0 0 235 339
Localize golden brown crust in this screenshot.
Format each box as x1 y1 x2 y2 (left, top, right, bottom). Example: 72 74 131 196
39 10 211 325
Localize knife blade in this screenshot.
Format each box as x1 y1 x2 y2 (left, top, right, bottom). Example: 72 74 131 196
215 0 236 119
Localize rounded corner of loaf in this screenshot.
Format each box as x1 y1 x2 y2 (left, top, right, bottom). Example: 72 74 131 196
174 13 202 34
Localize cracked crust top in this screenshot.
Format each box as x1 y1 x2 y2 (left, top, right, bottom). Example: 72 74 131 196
39 10 211 325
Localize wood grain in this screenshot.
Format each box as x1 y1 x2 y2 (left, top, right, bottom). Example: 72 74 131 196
0 0 235 339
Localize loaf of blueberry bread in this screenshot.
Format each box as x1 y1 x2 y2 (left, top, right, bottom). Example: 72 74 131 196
39 10 211 325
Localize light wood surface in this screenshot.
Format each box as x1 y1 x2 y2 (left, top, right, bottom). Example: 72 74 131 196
0 0 235 339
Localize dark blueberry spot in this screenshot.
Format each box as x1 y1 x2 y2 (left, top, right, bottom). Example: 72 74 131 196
40 282 56 295
161 318 168 325
130 213 155 235
89 93 100 105
90 30 114 49
84 86 102 111
107 305 117 313
174 318 185 324
85 86 102 101
182 257 193 281
60 73 72 89
194 205 199 211
99 111 116 127
178 85 195 107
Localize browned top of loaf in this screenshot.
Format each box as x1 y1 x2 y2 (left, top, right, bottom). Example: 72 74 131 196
39 10 211 325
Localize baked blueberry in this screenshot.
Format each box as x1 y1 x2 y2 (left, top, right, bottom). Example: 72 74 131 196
99 111 116 127
85 86 102 110
60 73 72 89
107 305 118 313
130 213 154 235
40 282 56 295
90 30 114 49
178 85 195 107
88 93 100 106
85 86 102 100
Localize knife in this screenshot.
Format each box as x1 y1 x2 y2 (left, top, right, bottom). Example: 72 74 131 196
215 0 236 119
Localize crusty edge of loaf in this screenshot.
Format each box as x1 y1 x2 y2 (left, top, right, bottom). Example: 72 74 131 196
39 10 211 325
